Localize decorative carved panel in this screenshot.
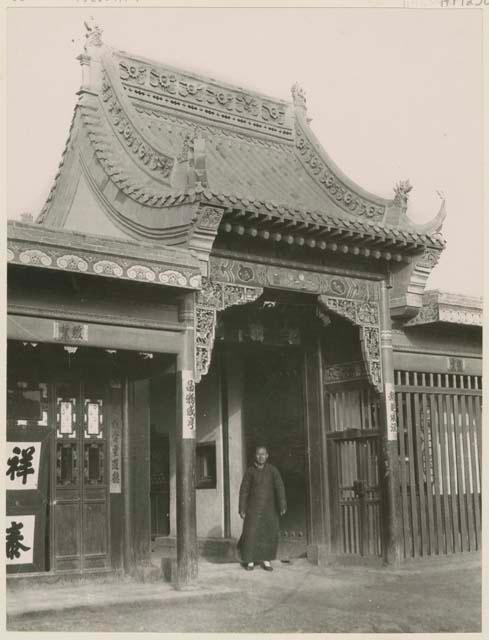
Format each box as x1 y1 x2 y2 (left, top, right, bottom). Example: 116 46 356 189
194 278 263 381
8 241 201 291
207 256 383 392
118 55 293 141
209 256 380 301
324 361 367 385
318 295 382 394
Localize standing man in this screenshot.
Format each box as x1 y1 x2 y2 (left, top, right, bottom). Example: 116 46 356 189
238 445 287 571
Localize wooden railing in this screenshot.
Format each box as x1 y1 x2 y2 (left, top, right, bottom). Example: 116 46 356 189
395 370 482 557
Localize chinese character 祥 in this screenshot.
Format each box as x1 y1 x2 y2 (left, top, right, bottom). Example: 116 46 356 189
6 521 31 560
6 446 35 484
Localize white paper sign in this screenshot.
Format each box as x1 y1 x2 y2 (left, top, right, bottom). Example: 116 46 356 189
110 417 122 494
384 382 398 441
87 402 100 435
6 515 35 565
60 401 73 434
6 442 41 490
182 369 196 439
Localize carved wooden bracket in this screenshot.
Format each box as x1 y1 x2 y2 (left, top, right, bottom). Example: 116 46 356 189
390 247 443 319
317 295 383 394
195 278 263 382
188 206 226 274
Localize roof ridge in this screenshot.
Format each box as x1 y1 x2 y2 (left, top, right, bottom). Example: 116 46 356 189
115 47 291 108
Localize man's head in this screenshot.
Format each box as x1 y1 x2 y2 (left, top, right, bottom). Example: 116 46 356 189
255 446 269 466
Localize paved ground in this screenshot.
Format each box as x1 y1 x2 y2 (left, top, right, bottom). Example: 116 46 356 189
7 556 481 633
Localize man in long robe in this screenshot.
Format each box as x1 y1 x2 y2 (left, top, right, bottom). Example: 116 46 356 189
238 446 287 571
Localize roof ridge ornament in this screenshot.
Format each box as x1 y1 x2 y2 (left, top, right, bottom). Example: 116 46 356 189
291 83 307 112
393 179 412 210
83 16 103 51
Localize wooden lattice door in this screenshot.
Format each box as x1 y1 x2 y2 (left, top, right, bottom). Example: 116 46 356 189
326 383 383 557
53 380 110 573
332 434 382 556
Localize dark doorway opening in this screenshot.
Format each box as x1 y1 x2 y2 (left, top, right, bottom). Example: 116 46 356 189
150 428 170 538
243 347 307 553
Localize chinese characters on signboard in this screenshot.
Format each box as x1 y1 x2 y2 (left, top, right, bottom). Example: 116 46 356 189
6 443 38 565
384 383 398 441
53 321 88 343
6 442 41 490
6 515 35 565
110 417 122 493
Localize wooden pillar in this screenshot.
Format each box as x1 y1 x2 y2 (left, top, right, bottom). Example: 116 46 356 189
304 331 330 562
219 347 232 539
122 375 133 572
379 280 403 565
176 293 198 583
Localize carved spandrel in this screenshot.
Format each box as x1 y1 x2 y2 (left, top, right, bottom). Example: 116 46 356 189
195 278 263 382
318 294 383 394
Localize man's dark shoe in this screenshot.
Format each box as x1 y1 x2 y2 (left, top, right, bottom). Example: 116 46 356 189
243 563 254 571
261 562 273 571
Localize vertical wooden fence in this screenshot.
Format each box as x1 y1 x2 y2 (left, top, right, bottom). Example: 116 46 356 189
395 370 482 558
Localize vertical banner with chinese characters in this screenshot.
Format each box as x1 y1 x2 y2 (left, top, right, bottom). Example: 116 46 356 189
6 442 42 489
110 415 122 493
6 515 35 565
6 426 50 573
384 382 398 441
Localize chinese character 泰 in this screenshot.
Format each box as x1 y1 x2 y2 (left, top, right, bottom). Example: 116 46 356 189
6 521 31 560
6 446 35 485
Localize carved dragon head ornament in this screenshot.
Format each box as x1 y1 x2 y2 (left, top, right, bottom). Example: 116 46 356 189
393 179 413 208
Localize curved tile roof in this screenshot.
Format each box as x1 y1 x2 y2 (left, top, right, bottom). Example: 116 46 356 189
36 31 446 252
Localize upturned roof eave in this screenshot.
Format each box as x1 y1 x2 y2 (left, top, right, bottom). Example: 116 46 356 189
196 189 445 251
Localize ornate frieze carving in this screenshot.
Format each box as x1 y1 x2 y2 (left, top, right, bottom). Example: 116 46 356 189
294 118 386 220
8 241 201 291
195 277 263 381
56 254 89 272
19 249 52 267
100 74 174 179
209 256 380 302
324 361 367 385
404 301 482 327
197 206 224 231
117 56 293 141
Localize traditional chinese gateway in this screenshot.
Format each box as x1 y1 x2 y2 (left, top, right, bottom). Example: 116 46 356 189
6 21 482 582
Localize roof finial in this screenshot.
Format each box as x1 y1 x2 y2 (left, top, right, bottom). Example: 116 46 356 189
393 179 413 210
291 83 307 112
83 16 103 51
